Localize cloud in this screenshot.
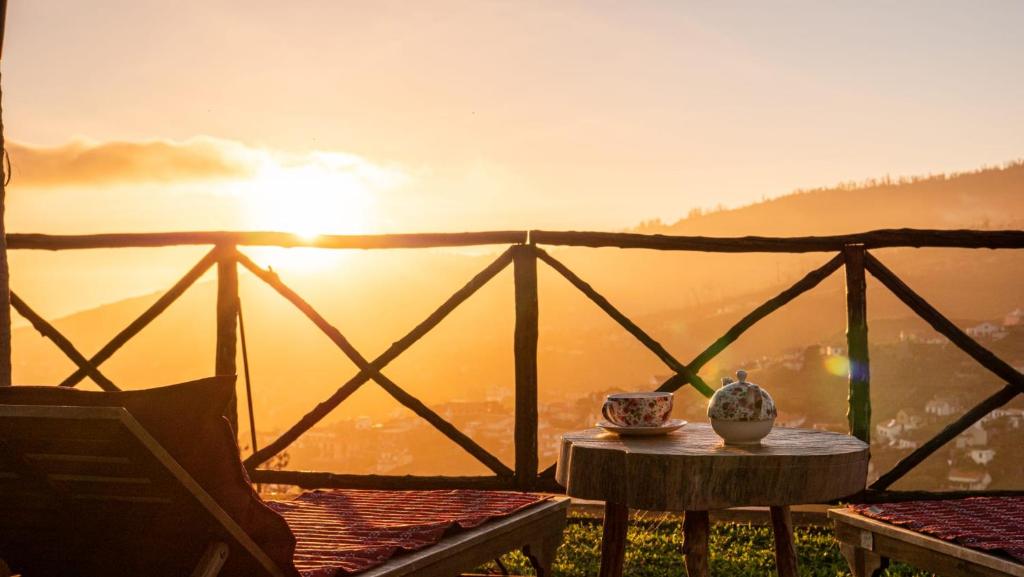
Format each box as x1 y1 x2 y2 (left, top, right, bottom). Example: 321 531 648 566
5 137 258 188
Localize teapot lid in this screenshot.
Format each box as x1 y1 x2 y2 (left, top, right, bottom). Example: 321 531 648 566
722 369 750 386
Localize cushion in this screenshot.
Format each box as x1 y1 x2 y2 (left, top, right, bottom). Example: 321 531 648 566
0 376 299 577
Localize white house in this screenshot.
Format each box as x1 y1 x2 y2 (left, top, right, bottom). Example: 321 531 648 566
948 468 992 491
926 397 963 417
876 419 902 443
1004 308 1024 327
969 448 996 465
954 422 988 449
966 322 1005 339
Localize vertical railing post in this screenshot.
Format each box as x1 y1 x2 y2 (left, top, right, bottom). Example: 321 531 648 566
512 243 539 490
215 244 240 436
844 244 870 442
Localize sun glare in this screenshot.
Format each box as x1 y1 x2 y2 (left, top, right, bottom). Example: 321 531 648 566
223 151 398 272
243 161 377 239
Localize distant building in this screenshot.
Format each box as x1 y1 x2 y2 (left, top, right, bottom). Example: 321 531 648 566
876 419 902 443
895 409 923 431
926 397 963 417
1004 308 1024 327
969 448 996 466
966 322 1005 339
947 468 992 490
954 422 988 449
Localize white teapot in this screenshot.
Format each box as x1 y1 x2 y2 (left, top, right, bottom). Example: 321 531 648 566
707 369 777 444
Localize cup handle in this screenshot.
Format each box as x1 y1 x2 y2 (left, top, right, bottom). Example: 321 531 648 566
601 401 616 425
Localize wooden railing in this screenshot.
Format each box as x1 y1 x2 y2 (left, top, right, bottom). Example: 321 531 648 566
6 228 1024 502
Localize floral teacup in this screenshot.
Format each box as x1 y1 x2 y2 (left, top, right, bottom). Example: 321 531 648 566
602 392 673 427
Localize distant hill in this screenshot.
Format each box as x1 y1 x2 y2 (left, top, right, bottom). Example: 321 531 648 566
11 160 1024 442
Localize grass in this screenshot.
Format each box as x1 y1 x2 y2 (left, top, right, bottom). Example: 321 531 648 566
478 514 934 576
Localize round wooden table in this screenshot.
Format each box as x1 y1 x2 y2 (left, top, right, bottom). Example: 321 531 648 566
556 424 869 577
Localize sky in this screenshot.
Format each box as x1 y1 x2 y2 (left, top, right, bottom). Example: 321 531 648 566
3 0 1024 235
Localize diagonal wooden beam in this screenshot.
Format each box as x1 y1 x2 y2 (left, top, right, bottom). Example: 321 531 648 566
59 247 220 388
865 252 1024 390
10 292 119 391
658 253 844 394
535 247 715 397
238 248 515 476
865 252 1024 488
871 383 1019 490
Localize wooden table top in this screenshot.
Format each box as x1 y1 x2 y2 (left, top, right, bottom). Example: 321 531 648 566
556 423 869 511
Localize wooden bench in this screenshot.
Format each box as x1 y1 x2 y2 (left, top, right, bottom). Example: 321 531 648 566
0 404 567 576
830 507 1024 577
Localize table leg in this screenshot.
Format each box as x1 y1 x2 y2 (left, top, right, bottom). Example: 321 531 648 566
599 501 629 577
770 505 799 577
683 510 710 577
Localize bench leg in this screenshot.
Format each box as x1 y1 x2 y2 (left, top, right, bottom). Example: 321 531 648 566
839 543 888 577
189 541 230 577
524 533 562 577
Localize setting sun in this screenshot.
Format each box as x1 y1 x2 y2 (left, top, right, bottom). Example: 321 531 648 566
239 157 379 239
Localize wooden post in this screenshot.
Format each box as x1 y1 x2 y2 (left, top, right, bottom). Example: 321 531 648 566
0 0 11 387
513 243 539 490
215 246 240 434
844 244 870 442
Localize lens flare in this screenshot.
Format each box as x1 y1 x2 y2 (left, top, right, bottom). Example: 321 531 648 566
824 355 850 377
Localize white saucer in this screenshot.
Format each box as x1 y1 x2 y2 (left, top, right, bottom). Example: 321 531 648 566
597 419 687 436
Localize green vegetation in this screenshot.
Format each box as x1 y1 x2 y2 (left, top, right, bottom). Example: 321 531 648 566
480 515 933 576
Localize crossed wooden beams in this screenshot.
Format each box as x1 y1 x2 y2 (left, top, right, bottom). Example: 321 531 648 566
13 239 1023 495
11 247 222 392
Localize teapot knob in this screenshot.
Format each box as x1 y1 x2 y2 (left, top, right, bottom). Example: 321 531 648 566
736 369 748 382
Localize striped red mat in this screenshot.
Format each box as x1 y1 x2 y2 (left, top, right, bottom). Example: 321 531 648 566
852 497 1024 563
267 489 548 577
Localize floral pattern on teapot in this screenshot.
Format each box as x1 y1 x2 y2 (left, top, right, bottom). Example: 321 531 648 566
707 370 777 422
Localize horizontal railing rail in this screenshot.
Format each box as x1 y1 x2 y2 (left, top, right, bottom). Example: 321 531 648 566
5 228 1024 500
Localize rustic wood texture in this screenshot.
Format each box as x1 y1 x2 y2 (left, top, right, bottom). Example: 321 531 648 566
249 470 516 490
530 228 1024 252
238 300 259 454
242 248 514 471
235 250 511 477
839 543 888 577
830 508 1024 577
10 228 1024 252
9 291 118 391
844 244 871 442
0 404 287 577
513 245 540 490
683 510 710 577
865 252 1024 389
865 251 1024 489
851 488 1024 504
658 253 844 394
557 425 869 511
0 22 9 387
598 502 628 577
7 230 527 251
354 498 569 577
59 247 219 388
536 247 714 397
215 248 240 433
770 506 798 577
